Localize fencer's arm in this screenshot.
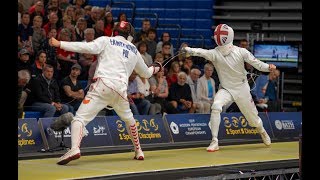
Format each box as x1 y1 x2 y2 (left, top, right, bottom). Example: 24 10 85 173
182 47 215 62
50 37 106 54
242 48 274 72
134 52 161 78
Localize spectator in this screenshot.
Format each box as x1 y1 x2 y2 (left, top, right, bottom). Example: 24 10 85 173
186 68 209 113
60 63 84 114
127 71 151 115
198 63 216 113
32 16 46 56
43 12 61 35
137 41 153 66
29 65 69 117
41 28 59 77
103 11 114 37
149 70 169 113
56 28 78 79
29 0 45 26
156 32 174 56
78 28 96 80
133 18 151 44
145 28 157 59
18 70 31 118
94 20 105 39
18 12 33 54
31 50 47 78
166 61 180 88
17 48 33 74
74 17 87 41
136 75 161 115
167 71 195 114
86 6 100 28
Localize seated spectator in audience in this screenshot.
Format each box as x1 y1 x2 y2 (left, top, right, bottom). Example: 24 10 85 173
29 1 45 27
156 32 174 56
134 18 151 44
149 69 169 114
136 75 161 115
137 41 153 66
78 28 96 80
17 48 33 74
83 5 92 19
94 19 105 39
18 12 34 55
103 11 114 37
74 17 87 41
60 63 84 114
145 28 157 59
198 63 216 113
56 28 78 79
58 15 76 41
41 27 59 78
177 42 190 66
181 56 198 75
29 65 69 117
166 61 180 88
43 12 61 35
252 70 280 112
86 6 100 28
167 72 195 114
187 68 209 113
31 50 47 78
18 70 31 118
32 15 46 56
18 2 24 25
159 41 173 63
127 71 151 115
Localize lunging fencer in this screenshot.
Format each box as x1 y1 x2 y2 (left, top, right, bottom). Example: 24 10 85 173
182 24 276 152
49 21 162 165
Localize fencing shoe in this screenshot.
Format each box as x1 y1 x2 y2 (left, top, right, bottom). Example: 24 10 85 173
134 149 144 160
260 131 271 146
206 140 219 152
57 148 81 165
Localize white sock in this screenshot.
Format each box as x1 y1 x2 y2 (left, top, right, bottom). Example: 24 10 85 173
71 121 84 149
210 110 221 142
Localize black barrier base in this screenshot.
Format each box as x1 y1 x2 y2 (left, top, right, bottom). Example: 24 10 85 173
43 131 70 152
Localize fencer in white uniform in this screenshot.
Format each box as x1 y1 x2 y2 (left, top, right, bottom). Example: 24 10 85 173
50 21 162 165
182 24 276 152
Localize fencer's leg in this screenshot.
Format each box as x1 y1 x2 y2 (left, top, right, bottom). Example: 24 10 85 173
235 88 271 146
125 120 144 160
114 99 144 160
57 120 83 165
207 89 233 152
57 83 110 165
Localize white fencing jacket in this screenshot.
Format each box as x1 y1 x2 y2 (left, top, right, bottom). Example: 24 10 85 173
185 46 270 100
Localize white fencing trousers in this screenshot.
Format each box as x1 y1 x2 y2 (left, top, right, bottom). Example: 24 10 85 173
209 89 233 141
73 78 134 126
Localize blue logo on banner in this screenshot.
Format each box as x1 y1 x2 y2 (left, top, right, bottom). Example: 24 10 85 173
18 118 44 153
267 112 302 139
38 116 113 150
81 116 113 147
219 113 271 139
106 115 170 145
165 114 212 142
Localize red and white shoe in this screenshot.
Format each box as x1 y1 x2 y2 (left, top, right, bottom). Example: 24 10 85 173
206 140 219 152
133 149 144 160
57 148 81 165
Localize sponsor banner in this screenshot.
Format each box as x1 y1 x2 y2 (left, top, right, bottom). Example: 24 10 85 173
164 114 212 142
220 112 272 139
267 112 302 139
18 118 44 154
106 115 170 145
38 116 113 150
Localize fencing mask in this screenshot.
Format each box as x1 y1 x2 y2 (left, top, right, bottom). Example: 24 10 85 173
213 24 234 56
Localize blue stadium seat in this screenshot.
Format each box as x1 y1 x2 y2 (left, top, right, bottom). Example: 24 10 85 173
24 111 42 119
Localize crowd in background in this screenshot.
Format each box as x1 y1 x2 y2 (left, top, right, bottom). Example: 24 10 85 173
17 0 280 119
